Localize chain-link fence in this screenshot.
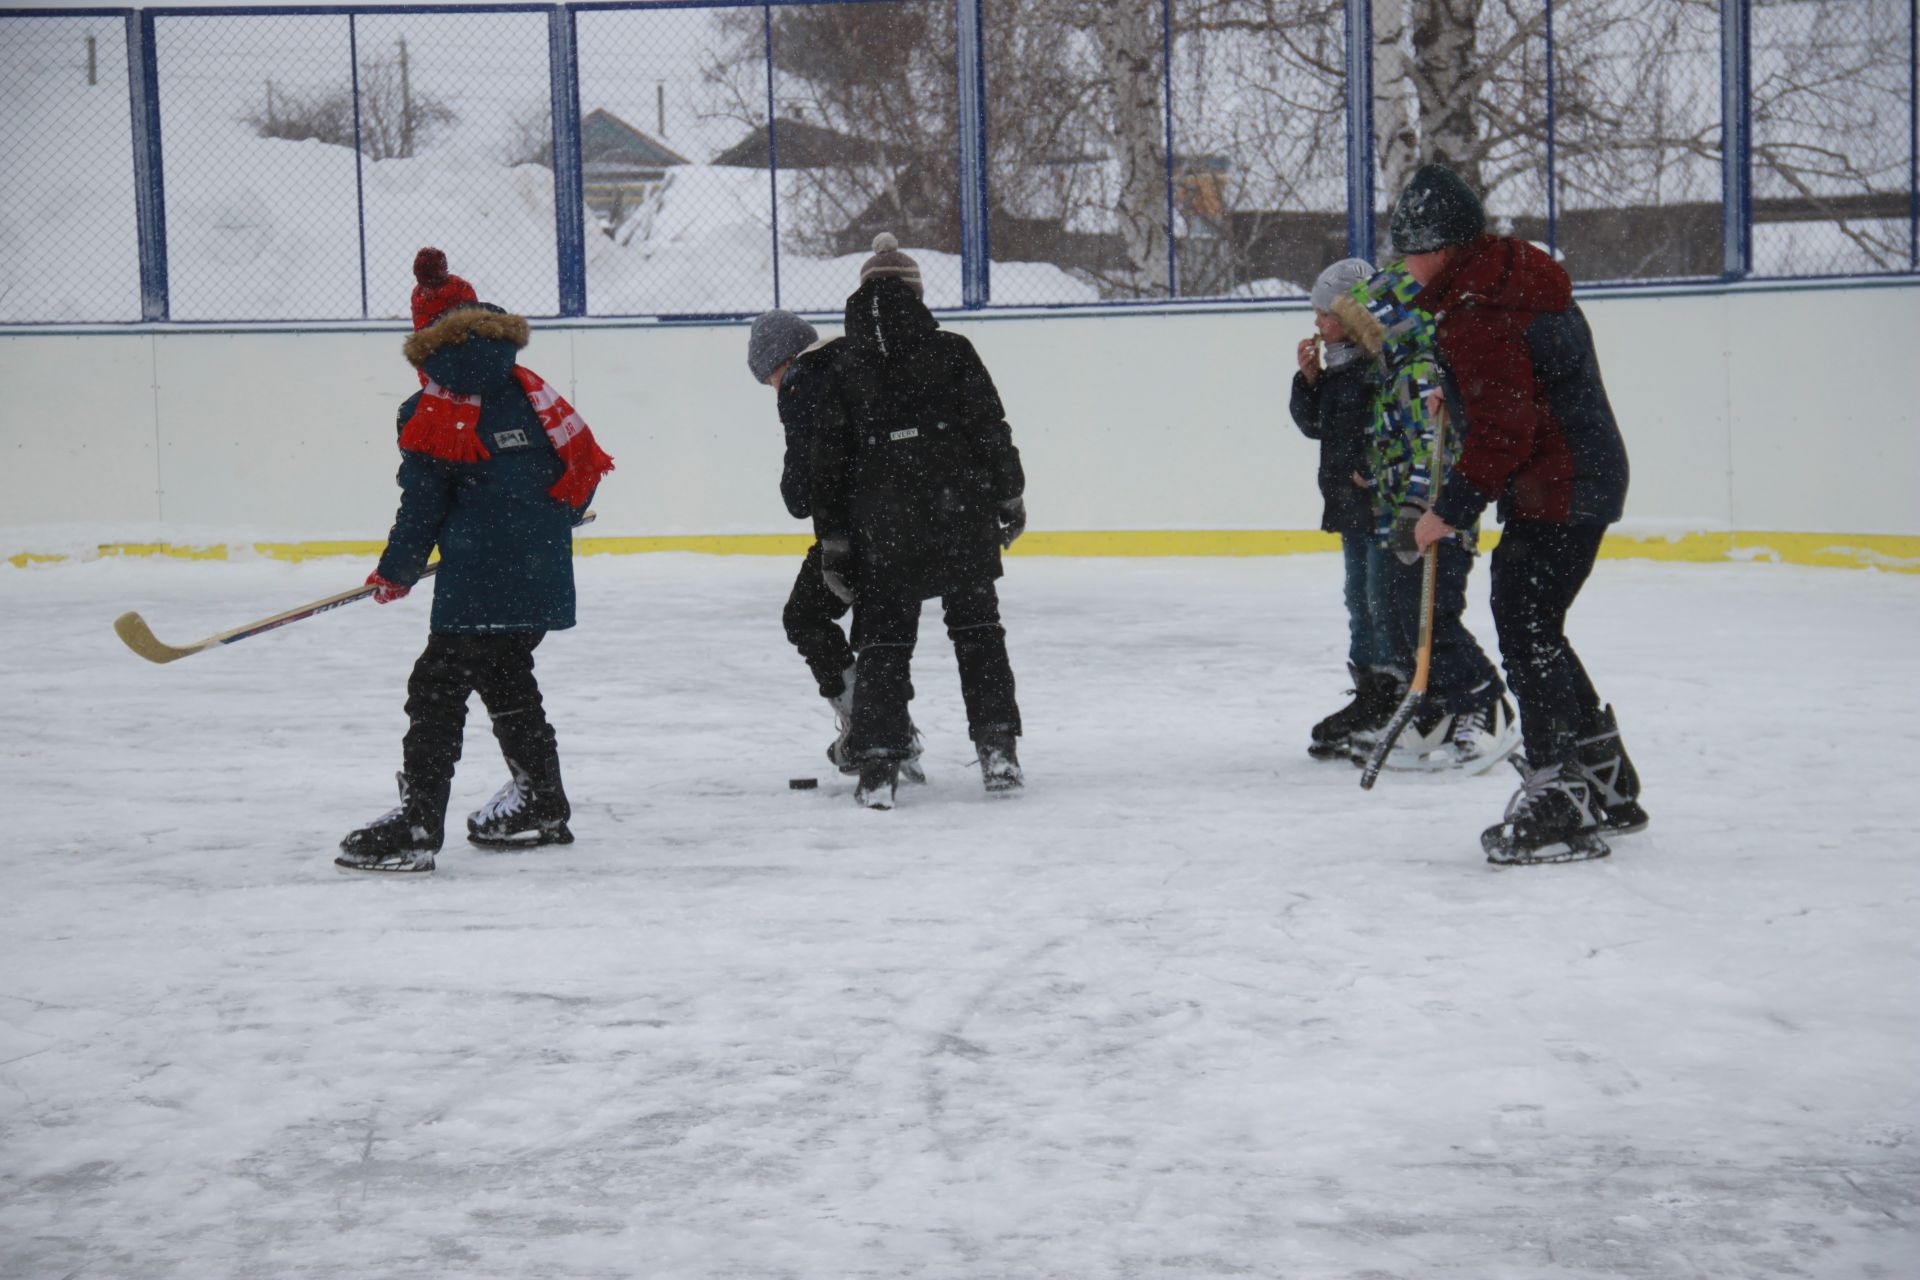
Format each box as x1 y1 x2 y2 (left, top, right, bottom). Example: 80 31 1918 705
2 0 1914 325
0 14 142 321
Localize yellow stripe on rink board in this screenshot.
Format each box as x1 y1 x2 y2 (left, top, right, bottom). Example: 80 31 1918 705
7 530 1918 572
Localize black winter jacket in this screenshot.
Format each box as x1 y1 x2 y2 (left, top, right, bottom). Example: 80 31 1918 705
1288 358 1376 536
811 278 1024 599
776 339 844 520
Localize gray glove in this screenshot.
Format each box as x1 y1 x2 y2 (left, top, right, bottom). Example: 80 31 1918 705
998 496 1027 549
819 537 856 604
1389 502 1424 565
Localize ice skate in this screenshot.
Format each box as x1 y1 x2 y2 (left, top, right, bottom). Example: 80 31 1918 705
466 760 573 849
854 760 899 810
825 682 925 785
975 732 1024 794
1380 687 1517 773
1482 762 1611 865
826 676 859 775
1309 666 1403 761
1574 705 1648 834
337 773 441 873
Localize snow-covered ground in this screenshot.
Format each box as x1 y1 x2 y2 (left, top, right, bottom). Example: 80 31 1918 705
2 552 1916 1279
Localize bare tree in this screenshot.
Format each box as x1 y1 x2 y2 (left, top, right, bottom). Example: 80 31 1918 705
243 51 455 161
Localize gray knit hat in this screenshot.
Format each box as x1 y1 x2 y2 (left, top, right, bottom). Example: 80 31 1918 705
1389 163 1487 254
1310 257 1374 312
858 232 923 297
747 309 819 383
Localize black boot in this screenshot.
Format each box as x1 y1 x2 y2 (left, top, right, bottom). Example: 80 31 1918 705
467 755 573 848
855 759 899 810
471 698 573 848
1574 705 1648 834
976 731 1024 794
1318 668 1406 761
1482 762 1611 865
338 772 446 873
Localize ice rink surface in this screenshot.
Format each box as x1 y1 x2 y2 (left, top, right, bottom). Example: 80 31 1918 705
3 551 1916 1279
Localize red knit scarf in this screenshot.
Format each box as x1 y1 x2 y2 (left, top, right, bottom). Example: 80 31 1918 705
399 366 614 508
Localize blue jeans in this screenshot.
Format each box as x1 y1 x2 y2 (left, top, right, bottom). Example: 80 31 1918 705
1341 532 1407 676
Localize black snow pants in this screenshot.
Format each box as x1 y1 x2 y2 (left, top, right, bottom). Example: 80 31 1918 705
783 544 856 699
1488 519 1608 765
846 578 1020 761
402 631 555 828
1379 538 1504 713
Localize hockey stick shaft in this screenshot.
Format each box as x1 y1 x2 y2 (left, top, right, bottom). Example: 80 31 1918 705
113 512 594 664
1360 407 1447 790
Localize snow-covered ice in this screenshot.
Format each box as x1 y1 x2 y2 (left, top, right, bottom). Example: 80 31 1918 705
2 552 1916 1278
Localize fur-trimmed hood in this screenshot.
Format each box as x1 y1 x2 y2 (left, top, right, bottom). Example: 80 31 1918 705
403 303 530 368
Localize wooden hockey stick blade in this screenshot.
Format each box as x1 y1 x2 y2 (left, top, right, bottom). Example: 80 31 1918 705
113 611 213 664
1359 688 1427 790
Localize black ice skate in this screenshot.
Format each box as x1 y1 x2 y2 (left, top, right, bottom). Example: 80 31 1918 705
855 760 899 810
466 760 573 849
827 715 926 785
1574 705 1648 835
1309 666 1404 761
975 732 1024 794
337 773 441 873
1379 686 1519 774
1482 762 1611 865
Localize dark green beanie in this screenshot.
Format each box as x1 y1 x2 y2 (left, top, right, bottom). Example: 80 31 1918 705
1389 163 1487 254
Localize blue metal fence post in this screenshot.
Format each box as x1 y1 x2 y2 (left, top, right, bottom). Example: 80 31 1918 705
348 14 370 318
126 10 169 321
1343 0 1375 263
1544 0 1558 259
954 0 990 307
1909 0 1916 270
764 4 781 309
1160 0 1179 296
1721 0 1751 279
549 6 587 316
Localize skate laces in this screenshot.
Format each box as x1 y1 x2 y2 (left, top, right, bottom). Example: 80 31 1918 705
475 778 525 823
1503 763 1567 822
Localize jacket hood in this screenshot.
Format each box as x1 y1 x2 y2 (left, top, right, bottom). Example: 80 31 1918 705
843 276 938 362
1419 235 1571 317
403 303 530 369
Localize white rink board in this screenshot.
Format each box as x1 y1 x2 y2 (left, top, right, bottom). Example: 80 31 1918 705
2 281 1916 541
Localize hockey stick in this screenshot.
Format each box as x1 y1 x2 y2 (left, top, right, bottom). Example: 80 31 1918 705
1360 410 1447 791
113 512 595 664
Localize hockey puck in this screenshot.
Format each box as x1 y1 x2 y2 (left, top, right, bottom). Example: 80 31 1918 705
788 777 818 790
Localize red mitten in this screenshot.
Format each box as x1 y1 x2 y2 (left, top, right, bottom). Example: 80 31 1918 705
366 571 411 604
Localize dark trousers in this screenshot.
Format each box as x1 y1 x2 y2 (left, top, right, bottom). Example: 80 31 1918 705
1380 538 1502 712
402 631 554 825
1489 520 1608 765
848 579 1020 761
783 544 855 699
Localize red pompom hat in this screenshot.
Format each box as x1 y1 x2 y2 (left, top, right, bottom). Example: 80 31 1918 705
410 247 477 330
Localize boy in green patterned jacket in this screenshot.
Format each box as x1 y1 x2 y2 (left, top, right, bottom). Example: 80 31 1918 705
1330 264 1518 772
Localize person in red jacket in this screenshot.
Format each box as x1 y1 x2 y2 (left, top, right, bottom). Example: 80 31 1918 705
1392 163 1646 864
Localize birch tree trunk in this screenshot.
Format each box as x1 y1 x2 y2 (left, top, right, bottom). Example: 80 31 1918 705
1373 0 1422 211
1089 0 1172 297
1408 0 1484 192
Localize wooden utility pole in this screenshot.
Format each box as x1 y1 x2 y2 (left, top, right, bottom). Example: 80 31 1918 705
398 37 412 157
86 34 96 86
657 83 665 137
